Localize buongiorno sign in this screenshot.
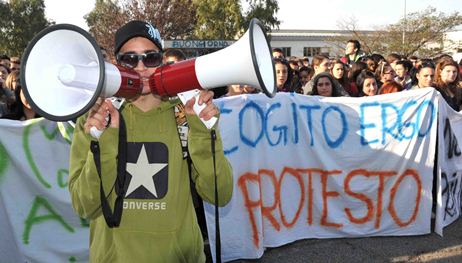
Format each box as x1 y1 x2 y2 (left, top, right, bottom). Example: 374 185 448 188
164 40 235 49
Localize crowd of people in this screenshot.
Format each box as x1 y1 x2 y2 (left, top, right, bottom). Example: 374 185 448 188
0 54 40 120
268 40 462 111
1 30 462 262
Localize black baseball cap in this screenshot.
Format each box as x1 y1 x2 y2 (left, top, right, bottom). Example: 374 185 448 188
114 20 163 54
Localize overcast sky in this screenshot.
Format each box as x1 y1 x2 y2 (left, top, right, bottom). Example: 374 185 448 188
44 0 462 31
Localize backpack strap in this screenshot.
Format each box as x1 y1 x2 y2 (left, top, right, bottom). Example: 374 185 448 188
174 104 201 207
90 109 127 228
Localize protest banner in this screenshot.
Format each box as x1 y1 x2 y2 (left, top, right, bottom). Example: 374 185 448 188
0 119 88 262
435 98 462 235
206 88 442 261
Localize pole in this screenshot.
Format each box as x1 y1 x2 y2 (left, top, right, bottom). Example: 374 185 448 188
402 0 406 47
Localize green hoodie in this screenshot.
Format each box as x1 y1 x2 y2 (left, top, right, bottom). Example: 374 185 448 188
69 99 233 263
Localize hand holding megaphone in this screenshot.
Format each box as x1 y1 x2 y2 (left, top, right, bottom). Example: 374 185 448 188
180 89 219 129
84 98 120 138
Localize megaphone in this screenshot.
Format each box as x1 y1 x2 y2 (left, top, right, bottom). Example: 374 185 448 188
21 18 276 122
20 24 143 121
149 18 276 98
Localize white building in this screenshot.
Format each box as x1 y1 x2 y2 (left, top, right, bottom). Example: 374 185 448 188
268 29 462 61
268 29 354 59
163 29 462 62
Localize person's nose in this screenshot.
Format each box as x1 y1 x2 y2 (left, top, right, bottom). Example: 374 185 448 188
134 59 147 72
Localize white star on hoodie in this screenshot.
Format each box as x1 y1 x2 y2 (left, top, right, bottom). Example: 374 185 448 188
126 145 167 198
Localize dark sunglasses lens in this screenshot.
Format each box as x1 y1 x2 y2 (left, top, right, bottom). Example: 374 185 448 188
143 52 162 67
119 54 138 68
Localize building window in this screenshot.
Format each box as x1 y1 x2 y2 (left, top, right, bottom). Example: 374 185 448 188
281 47 291 57
303 47 321 57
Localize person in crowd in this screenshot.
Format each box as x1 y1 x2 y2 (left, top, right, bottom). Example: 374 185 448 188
0 64 14 116
371 53 386 65
274 57 293 92
2 83 40 120
375 61 396 89
378 80 403 94
410 61 435 90
357 70 378 96
459 58 462 76
9 57 20 71
0 64 9 86
288 56 303 92
434 57 461 111
163 48 187 64
302 54 329 94
330 59 351 96
341 39 363 67
224 84 257 97
364 56 379 74
288 57 300 73
310 72 342 97
297 66 314 93
0 54 10 69
433 54 454 64
346 61 367 97
409 55 419 68
272 48 284 59
386 53 401 71
302 57 310 67
68 20 233 262
394 60 413 90
5 70 20 93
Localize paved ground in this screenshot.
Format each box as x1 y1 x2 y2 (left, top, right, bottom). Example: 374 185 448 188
207 218 462 263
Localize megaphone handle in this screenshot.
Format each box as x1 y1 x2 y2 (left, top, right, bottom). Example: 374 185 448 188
177 90 218 129
88 98 123 139
90 126 104 139
90 113 111 139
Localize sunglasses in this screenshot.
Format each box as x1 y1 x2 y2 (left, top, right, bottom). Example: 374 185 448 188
116 51 163 69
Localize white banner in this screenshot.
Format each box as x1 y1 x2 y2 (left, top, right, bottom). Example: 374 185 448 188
435 98 462 235
0 119 88 263
208 89 439 262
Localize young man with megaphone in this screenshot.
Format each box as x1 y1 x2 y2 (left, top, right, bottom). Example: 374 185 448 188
68 20 233 263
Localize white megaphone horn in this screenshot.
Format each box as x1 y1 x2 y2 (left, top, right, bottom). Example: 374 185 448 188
149 18 276 98
20 24 142 121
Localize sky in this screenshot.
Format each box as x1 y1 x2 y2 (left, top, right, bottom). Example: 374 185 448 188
44 0 462 31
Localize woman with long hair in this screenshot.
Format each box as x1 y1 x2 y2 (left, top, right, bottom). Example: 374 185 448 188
274 57 293 92
2 83 40 120
434 58 461 111
347 61 367 97
330 59 352 96
357 70 379 97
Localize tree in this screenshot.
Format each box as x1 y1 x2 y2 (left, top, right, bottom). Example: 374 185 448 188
242 0 280 34
85 0 125 56
0 0 51 57
193 0 243 39
85 0 197 56
387 7 462 57
194 0 280 39
329 7 462 58
122 0 197 39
